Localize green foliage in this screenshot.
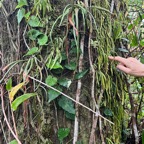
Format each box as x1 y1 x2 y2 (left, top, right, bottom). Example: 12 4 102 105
16 0 28 9
8 140 18 144
6 78 12 91
58 78 72 88
58 128 70 143
28 16 42 27
2 0 143 143
11 93 37 111
104 108 113 117
65 62 76 70
17 8 25 24
27 29 42 40
75 69 88 80
58 96 75 114
45 75 57 86
37 34 48 45
48 87 62 103
25 47 39 56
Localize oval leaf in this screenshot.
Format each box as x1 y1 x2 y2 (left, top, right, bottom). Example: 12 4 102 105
45 75 57 86
9 140 18 144
48 87 62 103
27 29 43 40
17 8 25 24
118 48 129 53
38 34 48 45
58 96 75 114
6 78 12 91
11 93 37 111
104 108 113 117
75 69 88 80
16 0 28 9
9 82 25 101
58 128 70 142
58 78 72 88
46 61 63 70
25 47 39 56
65 62 76 70
28 16 41 27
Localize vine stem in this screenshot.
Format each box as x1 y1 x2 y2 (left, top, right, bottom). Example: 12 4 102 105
28 76 114 125
0 86 22 144
73 35 85 144
126 80 139 144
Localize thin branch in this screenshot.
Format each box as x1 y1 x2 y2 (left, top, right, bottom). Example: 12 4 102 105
126 80 139 144
0 86 22 144
73 35 85 144
99 117 105 144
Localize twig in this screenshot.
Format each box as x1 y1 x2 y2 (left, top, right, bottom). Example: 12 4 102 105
126 80 139 144
28 75 114 125
0 86 22 144
99 117 105 144
73 35 85 144
0 120 8 144
10 102 18 138
87 5 100 144
110 0 115 13
23 25 30 50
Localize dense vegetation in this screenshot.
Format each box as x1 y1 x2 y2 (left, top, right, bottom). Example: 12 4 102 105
0 0 144 144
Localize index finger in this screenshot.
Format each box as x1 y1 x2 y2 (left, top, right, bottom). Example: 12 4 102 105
108 56 128 65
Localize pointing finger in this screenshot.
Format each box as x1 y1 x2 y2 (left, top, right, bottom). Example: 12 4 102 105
108 56 128 65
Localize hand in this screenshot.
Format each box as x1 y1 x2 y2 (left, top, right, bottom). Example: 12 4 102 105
108 56 144 77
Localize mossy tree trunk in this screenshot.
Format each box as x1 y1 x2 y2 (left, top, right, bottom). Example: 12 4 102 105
0 0 142 144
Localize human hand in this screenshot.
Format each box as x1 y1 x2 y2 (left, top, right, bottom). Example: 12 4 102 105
108 56 144 77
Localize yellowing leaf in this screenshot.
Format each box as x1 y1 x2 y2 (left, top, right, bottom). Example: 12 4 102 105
9 82 25 101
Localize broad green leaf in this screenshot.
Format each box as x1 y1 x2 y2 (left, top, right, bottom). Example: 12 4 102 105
104 108 113 117
58 78 72 88
45 75 57 86
58 128 70 142
140 39 144 46
9 82 25 101
38 34 48 45
48 87 62 103
46 61 63 70
65 62 76 70
65 111 75 120
6 78 12 91
11 93 37 111
27 29 42 40
24 12 31 19
9 140 18 144
118 48 129 53
142 129 144 144
17 8 25 24
58 96 75 114
128 23 133 30
16 0 28 9
25 47 39 56
75 69 88 80
28 16 41 27
131 35 138 47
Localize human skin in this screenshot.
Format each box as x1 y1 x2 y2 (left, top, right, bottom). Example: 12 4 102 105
108 56 144 77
